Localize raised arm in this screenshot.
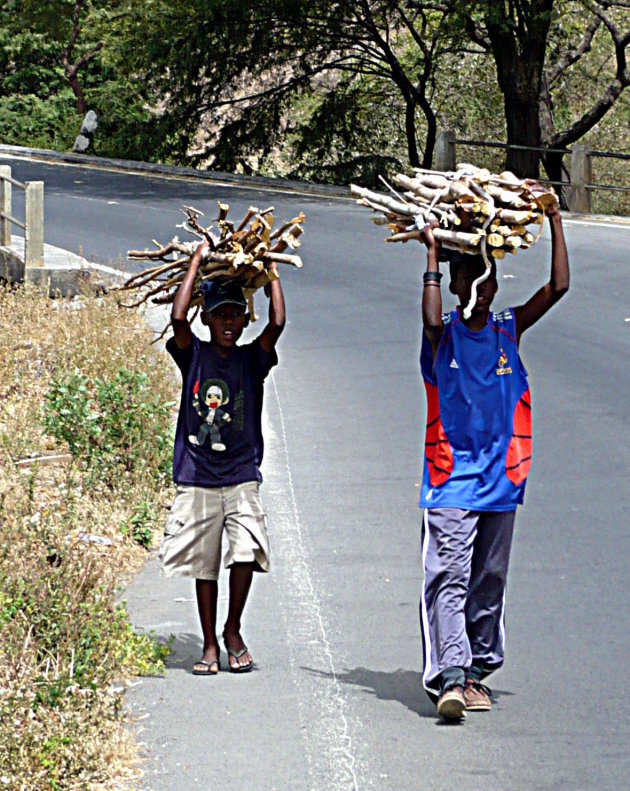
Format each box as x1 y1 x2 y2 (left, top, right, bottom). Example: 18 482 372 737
421 223 444 356
258 264 286 353
171 241 208 349
514 204 570 341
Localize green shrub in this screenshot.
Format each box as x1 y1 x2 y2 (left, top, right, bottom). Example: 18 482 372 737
0 286 177 787
43 367 173 490
120 499 158 549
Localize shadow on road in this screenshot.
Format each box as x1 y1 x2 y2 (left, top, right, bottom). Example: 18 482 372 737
303 666 437 719
155 632 267 674
159 632 203 671
303 666 516 723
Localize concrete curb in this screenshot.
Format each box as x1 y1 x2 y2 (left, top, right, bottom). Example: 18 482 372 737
0 144 350 200
1 235 131 297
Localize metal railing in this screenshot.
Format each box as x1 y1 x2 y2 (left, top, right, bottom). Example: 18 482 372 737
0 165 44 267
434 132 630 213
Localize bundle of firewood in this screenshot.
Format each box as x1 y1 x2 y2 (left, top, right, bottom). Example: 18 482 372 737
117 202 304 321
351 163 558 262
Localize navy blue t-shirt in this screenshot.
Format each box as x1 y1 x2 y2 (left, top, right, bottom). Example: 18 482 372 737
166 335 277 487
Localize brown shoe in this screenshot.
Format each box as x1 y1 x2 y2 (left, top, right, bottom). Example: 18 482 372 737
464 679 492 711
437 685 466 721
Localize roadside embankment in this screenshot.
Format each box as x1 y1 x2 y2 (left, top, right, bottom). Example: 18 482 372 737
0 283 174 788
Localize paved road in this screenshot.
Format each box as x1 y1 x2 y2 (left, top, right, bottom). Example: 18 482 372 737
5 154 630 790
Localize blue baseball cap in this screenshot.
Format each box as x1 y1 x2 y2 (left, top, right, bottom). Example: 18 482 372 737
200 280 247 314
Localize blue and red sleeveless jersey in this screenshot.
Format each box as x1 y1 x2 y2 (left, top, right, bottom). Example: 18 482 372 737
419 308 532 512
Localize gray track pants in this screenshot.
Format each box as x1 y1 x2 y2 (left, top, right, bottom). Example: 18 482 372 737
420 508 515 700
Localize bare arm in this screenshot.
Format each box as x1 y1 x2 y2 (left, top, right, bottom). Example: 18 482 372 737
420 223 444 356
514 205 570 341
258 264 286 353
171 241 208 349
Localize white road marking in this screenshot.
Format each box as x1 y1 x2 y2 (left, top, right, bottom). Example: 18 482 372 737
563 218 629 230
263 372 360 791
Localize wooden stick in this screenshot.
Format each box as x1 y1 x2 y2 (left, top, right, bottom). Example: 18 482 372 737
392 174 448 203
351 185 416 216
127 241 193 260
120 202 304 315
263 253 303 267
387 228 484 246
270 213 305 239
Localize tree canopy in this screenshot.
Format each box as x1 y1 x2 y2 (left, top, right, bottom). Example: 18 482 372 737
0 0 628 188
458 0 630 176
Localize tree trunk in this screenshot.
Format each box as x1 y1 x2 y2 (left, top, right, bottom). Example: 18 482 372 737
419 93 436 169
503 91 542 178
66 69 88 116
541 150 569 209
484 0 554 178
404 96 420 168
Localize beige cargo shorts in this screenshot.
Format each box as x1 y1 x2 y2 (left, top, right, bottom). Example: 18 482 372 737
158 481 270 580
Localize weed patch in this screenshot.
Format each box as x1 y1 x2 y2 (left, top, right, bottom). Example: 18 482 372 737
0 284 176 788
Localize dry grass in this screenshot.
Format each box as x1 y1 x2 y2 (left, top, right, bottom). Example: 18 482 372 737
0 283 176 789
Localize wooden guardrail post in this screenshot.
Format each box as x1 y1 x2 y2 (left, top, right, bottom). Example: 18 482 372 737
434 131 456 172
25 181 44 268
0 165 11 246
569 146 592 213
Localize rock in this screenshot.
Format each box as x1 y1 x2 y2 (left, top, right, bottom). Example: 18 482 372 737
72 110 98 153
72 134 91 153
80 110 98 136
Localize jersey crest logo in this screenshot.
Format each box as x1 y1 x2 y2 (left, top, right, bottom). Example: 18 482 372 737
496 348 513 376
450 358 459 369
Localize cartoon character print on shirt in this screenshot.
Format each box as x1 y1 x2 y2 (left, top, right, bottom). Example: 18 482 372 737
189 378 232 451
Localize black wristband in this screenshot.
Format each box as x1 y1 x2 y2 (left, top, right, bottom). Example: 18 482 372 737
423 271 443 284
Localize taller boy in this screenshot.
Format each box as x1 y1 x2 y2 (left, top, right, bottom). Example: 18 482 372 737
419 200 569 720
159 240 285 675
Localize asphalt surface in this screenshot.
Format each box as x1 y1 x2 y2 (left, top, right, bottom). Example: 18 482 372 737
4 153 630 791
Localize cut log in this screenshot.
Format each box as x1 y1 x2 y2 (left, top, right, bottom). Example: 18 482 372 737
117 203 305 330
351 165 557 294
486 233 506 248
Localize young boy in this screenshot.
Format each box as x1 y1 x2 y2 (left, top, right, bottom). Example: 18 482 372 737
418 202 569 720
158 240 285 675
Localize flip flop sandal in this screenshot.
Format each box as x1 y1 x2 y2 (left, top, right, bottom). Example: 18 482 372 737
224 644 253 674
192 658 220 676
